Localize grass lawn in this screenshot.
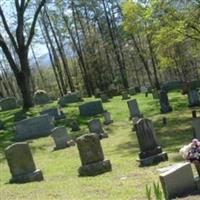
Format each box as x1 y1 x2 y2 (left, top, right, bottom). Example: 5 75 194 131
0 91 200 200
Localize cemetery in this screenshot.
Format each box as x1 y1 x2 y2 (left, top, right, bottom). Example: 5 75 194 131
1 1 200 200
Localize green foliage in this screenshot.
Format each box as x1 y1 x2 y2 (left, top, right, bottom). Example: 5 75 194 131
146 182 163 200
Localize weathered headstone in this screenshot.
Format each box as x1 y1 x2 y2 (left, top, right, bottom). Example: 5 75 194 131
15 114 54 141
51 127 73 150
159 90 172 113
188 89 200 107
191 118 200 140
140 86 148 93
70 120 80 132
79 101 105 116
5 142 43 183
103 112 113 125
128 87 136 96
88 119 108 138
34 90 50 105
58 92 83 107
40 108 65 121
159 162 196 200
100 94 109 103
135 118 168 166
121 91 130 100
76 133 112 176
0 97 18 111
127 99 143 119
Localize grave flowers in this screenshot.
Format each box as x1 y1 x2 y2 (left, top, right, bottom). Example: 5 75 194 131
180 139 200 176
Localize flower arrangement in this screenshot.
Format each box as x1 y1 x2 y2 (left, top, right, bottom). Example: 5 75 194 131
180 139 200 176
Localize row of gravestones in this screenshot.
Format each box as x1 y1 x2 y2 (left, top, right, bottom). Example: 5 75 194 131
127 99 200 199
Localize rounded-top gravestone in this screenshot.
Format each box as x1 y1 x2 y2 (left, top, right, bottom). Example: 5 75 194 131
34 90 50 105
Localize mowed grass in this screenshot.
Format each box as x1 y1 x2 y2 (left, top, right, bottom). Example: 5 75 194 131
0 91 199 200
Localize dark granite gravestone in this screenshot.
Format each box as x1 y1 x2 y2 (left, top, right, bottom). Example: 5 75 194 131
100 94 109 103
70 120 80 132
79 101 105 116
159 90 172 113
187 89 200 107
40 108 65 121
0 97 18 111
121 91 130 100
127 99 143 119
88 119 108 139
58 92 83 107
135 118 168 166
5 142 43 183
103 112 113 125
14 114 54 141
34 90 50 105
76 133 112 176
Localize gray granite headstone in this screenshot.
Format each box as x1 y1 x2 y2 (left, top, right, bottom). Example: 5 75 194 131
40 108 65 121
188 89 200 107
191 118 200 140
76 133 112 176
160 162 196 200
79 101 105 116
5 142 43 183
88 119 108 138
103 112 113 125
0 97 18 111
159 90 172 113
15 114 54 141
135 118 168 166
70 120 80 132
51 127 71 150
34 91 50 105
127 99 143 119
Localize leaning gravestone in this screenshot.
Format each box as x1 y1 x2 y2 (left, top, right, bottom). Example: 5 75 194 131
70 120 80 132
58 92 83 107
14 114 54 141
159 90 172 113
100 94 109 103
103 112 113 125
135 118 168 166
121 91 130 100
88 119 108 138
188 89 200 107
0 97 18 111
5 142 43 183
191 118 200 140
127 99 143 119
51 127 72 150
76 133 112 176
79 101 105 116
40 108 65 121
159 162 196 200
34 90 50 105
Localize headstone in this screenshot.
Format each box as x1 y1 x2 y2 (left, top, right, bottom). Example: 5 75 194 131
121 91 130 100
88 119 108 139
58 92 83 107
40 108 65 121
160 162 196 200
135 86 140 93
34 90 50 105
135 118 168 166
159 90 172 113
51 127 73 150
0 120 4 130
70 120 80 132
15 114 54 141
76 133 112 176
0 97 18 111
191 118 200 140
103 112 113 125
79 101 105 116
127 99 143 119
188 89 200 107
100 94 109 103
140 86 148 93
128 87 136 95
5 142 43 183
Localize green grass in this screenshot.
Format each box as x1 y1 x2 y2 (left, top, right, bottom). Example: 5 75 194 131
0 92 199 200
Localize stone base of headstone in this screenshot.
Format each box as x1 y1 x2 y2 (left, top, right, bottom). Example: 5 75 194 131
53 140 75 151
138 152 168 167
78 160 112 176
103 120 113 125
10 169 43 184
